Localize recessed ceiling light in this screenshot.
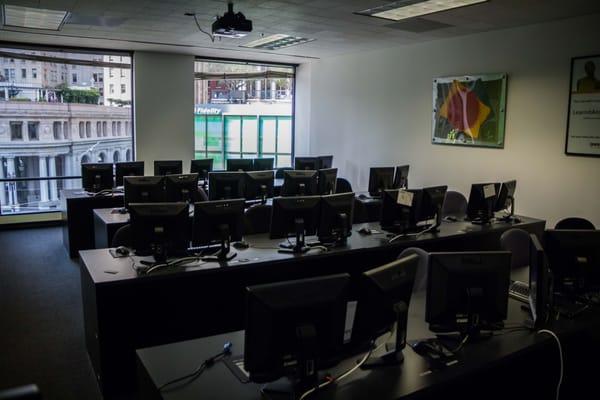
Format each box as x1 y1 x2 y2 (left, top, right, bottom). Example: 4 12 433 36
2 4 70 31
356 0 488 22
241 34 315 50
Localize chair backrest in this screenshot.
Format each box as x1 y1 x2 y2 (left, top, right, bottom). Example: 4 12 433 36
244 204 273 235
275 167 293 179
555 217 595 230
0 384 42 400
398 247 430 294
500 228 530 270
441 190 468 218
111 224 132 248
335 177 353 194
197 187 209 202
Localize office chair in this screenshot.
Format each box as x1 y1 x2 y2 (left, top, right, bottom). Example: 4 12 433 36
275 167 293 179
0 384 42 400
197 187 209 202
554 217 595 230
441 190 468 219
500 228 530 270
111 224 132 248
244 204 273 235
335 178 353 194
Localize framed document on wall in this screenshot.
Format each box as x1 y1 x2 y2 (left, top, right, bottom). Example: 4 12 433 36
566 55 600 157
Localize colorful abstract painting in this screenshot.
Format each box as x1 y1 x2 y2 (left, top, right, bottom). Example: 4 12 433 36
432 74 507 148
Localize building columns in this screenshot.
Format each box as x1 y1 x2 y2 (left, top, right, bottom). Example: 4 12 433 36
270 80 276 100
38 156 49 203
6 157 17 207
0 157 6 208
48 156 58 201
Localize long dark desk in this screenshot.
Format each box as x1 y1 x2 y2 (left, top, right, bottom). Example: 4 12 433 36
79 216 544 398
61 189 124 258
136 295 600 400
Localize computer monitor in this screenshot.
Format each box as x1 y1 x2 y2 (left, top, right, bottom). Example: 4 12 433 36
294 157 320 171
245 171 274 202
190 159 213 186
227 158 253 172
253 158 274 171
380 189 423 234
544 229 600 294
529 234 550 328
81 163 114 192
318 155 333 169
392 165 409 189
208 172 245 200
466 183 501 224
318 193 354 246
494 180 517 221
244 273 350 391
115 161 144 187
426 251 511 339
317 168 338 195
418 185 448 232
353 254 419 367
129 202 190 262
281 170 318 197
368 167 395 197
270 196 321 253
123 176 165 207
154 160 182 176
164 173 199 203
192 199 245 261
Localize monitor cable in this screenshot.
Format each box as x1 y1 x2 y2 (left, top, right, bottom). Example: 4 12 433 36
537 329 563 400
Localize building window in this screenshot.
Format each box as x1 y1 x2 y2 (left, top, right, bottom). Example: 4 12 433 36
53 121 62 139
102 121 107 137
21 68 26 79
32 68 37 79
28 122 39 140
72 73 77 83
125 121 129 136
120 69 125 78
120 84 126 94
112 121 116 136
109 84 114 94
109 68 114 78
79 121 85 138
10 121 23 140
96 122 102 137
86 121 91 138
9 68 15 80
63 122 69 139
117 121 122 136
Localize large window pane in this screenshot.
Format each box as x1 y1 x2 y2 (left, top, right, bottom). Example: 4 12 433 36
278 117 292 154
242 117 258 154
225 117 241 156
261 118 276 153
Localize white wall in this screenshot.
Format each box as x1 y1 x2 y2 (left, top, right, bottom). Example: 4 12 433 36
294 63 312 156
308 14 600 227
134 52 195 174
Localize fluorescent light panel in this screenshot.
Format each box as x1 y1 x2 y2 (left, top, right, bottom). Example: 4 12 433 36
2 5 70 31
242 34 315 50
357 0 488 21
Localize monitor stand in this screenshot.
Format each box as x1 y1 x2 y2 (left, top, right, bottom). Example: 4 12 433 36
279 218 310 254
202 224 237 261
497 196 516 223
151 231 168 264
362 301 408 369
428 205 443 233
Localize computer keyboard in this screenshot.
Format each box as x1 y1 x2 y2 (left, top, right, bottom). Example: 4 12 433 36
509 280 529 303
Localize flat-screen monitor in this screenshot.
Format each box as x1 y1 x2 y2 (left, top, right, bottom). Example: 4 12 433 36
123 176 165 207
129 202 190 261
392 165 409 189
227 158 253 172
418 185 448 230
270 196 321 253
466 183 501 223
368 167 395 197
164 173 199 203
318 155 333 169
380 189 423 233
294 157 320 171
352 254 419 367
426 251 511 335
192 199 245 261
115 161 144 187
494 180 517 221
253 158 274 171
529 234 550 327
244 274 350 387
154 160 182 176
318 193 354 245
190 159 214 181
81 163 114 192
245 171 274 201
281 170 318 197
317 168 338 195
544 229 600 293
208 172 245 200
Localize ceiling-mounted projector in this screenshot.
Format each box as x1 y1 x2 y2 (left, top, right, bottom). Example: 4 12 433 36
212 2 252 38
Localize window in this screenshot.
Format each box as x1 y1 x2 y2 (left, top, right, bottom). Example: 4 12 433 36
111 121 116 136
28 122 39 140
117 121 122 136
85 121 91 138
53 122 62 139
32 68 37 78
78 121 84 138
72 73 77 83
120 84 126 94
109 84 114 94
21 68 26 79
96 122 102 137
125 121 129 136
9 68 15 80
102 121 107 137
120 69 125 78
10 121 23 140
63 122 69 139
109 68 114 78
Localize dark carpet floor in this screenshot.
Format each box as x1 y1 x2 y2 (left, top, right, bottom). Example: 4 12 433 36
0 226 103 400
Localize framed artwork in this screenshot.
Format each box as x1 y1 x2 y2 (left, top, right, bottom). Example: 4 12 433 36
432 73 507 148
565 55 600 157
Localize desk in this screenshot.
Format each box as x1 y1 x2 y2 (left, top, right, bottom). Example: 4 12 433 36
61 189 124 258
93 208 129 249
136 296 600 400
80 216 544 398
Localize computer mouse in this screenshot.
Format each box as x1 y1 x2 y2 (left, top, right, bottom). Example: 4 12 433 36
232 241 250 250
358 194 368 199
358 227 372 235
115 246 130 256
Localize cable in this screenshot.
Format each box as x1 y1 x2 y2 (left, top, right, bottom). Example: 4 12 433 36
186 13 215 42
447 334 470 353
537 329 563 400
388 226 431 243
